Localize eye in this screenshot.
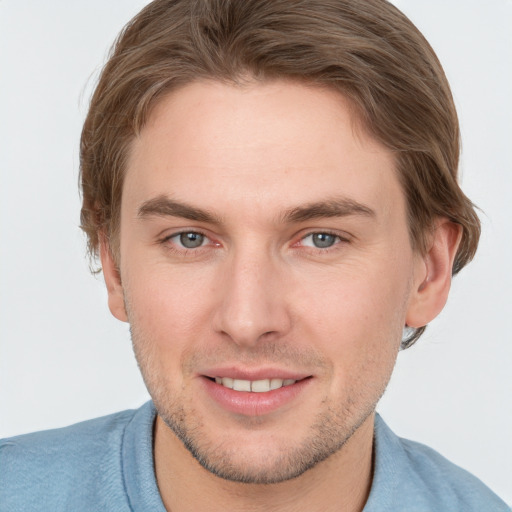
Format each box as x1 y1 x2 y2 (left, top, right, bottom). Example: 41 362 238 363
301 232 340 249
170 231 207 249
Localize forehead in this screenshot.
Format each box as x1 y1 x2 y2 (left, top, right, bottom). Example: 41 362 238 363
124 79 402 224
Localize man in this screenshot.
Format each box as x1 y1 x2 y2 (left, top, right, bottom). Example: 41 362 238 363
0 0 509 510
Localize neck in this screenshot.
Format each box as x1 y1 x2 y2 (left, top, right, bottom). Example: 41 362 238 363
154 413 375 512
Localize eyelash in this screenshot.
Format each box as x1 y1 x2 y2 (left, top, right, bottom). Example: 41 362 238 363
158 230 350 256
160 230 214 254
297 231 348 251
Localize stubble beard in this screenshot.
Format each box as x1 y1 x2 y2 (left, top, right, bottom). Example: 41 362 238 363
156 395 376 484
130 327 390 485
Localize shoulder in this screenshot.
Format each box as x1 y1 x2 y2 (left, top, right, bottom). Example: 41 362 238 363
0 405 147 512
399 436 508 510
0 407 136 471
366 415 510 512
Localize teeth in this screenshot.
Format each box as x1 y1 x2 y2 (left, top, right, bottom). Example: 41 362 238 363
233 379 251 392
215 377 297 392
220 377 233 389
270 378 284 390
251 379 271 393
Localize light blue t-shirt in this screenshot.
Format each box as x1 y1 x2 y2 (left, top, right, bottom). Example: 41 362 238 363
0 401 509 511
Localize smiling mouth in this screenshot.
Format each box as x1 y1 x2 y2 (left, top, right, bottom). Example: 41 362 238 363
210 377 309 392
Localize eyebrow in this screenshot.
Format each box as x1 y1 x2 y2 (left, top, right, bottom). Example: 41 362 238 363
280 197 376 223
137 195 376 224
137 196 221 224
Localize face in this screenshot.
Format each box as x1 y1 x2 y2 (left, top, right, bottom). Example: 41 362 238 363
109 80 426 484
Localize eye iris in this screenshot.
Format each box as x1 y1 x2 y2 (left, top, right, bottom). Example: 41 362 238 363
179 232 204 248
313 233 336 248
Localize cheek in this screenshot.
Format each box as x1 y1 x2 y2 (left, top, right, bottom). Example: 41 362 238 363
293 263 408 370
304 286 403 407
123 265 214 357
297 261 409 328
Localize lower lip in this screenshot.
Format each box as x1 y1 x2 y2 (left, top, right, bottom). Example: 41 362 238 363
201 377 312 416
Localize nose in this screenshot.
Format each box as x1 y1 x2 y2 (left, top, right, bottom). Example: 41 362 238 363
212 247 292 347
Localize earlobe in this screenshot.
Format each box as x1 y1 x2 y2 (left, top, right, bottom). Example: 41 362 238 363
406 220 462 329
99 234 128 322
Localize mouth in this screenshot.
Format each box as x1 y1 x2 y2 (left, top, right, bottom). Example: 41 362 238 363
202 374 312 416
209 376 304 393
200 368 313 415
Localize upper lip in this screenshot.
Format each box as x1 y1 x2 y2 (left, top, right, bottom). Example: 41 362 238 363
199 366 312 381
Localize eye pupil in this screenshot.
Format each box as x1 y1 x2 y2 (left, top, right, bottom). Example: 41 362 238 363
313 233 336 248
179 232 204 248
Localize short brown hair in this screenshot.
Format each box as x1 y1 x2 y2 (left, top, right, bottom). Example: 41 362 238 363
80 0 480 348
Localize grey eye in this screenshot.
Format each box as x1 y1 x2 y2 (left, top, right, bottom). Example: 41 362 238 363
303 233 338 249
313 233 336 248
179 232 205 248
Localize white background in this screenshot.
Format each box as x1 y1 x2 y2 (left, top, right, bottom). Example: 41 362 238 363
0 0 510 504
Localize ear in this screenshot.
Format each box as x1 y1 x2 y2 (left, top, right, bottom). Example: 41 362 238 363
99 234 128 322
406 219 462 328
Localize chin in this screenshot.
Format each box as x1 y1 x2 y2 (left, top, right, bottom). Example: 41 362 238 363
154 390 375 485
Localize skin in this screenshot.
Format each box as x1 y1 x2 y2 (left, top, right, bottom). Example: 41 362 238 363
101 80 460 512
